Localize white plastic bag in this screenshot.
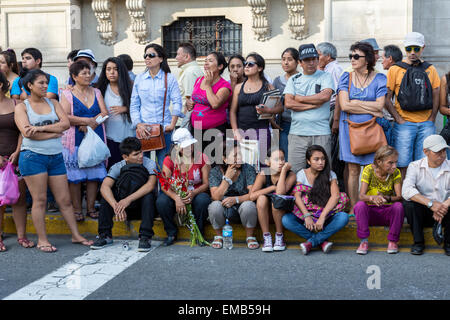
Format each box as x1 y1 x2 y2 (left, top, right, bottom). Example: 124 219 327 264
77 127 111 168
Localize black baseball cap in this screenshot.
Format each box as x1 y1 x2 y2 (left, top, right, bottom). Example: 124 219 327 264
298 44 319 60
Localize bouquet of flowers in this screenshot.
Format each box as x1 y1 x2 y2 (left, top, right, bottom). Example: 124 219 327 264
155 166 210 247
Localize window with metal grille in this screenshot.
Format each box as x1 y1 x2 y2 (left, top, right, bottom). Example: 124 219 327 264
163 16 242 58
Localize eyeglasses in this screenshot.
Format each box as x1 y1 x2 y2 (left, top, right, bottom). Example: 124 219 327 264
349 54 366 60
143 53 157 59
405 46 421 53
244 61 257 68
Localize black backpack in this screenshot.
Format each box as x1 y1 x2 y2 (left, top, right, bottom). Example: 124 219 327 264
395 61 433 112
114 164 150 208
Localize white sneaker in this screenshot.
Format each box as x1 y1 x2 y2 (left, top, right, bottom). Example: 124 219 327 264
262 233 273 252
273 233 286 251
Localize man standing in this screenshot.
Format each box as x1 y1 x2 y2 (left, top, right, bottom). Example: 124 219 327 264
68 49 99 86
381 45 403 71
284 44 335 173
402 135 450 255
175 42 203 128
386 32 441 177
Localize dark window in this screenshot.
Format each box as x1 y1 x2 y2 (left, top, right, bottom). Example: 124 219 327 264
163 16 242 58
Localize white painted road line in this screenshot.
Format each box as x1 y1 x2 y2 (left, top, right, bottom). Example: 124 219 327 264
3 240 161 300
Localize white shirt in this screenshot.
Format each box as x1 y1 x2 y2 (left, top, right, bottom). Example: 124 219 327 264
402 157 450 203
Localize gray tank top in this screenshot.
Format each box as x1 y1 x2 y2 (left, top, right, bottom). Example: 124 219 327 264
21 98 63 155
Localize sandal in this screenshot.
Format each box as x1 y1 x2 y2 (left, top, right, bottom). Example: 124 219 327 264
36 244 58 253
72 239 94 246
17 238 35 248
246 237 259 250
74 211 85 222
211 236 223 249
86 210 99 219
0 235 6 252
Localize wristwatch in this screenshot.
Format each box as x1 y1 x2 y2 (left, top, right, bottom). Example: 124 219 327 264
222 176 233 186
427 200 433 209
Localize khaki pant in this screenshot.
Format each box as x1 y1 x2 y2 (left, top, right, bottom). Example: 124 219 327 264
288 134 332 174
208 200 257 229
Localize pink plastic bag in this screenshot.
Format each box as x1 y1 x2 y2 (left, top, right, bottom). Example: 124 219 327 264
0 161 20 206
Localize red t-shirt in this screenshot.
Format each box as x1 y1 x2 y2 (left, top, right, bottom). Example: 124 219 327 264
163 153 208 190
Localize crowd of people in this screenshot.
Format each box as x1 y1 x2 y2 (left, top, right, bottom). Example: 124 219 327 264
0 31 449 256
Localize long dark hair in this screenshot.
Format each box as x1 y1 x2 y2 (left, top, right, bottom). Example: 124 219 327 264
306 145 331 207
144 43 171 74
1 50 19 74
96 57 132 122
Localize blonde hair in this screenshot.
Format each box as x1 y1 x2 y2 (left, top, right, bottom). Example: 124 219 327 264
373 145 398 167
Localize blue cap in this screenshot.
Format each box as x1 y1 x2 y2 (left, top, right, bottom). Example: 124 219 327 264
361 38 380 51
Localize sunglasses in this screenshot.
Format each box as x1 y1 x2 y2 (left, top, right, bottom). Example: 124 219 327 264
143 53 158 59
244 61 257 68
405 46 421 53
349 54 366 60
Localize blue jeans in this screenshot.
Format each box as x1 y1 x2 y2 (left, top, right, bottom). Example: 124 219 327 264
279 120 291 161
392 121 436 168
282 211 349 247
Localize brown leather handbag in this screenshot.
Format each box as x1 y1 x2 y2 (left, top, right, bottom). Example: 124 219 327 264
137 72 168 152
345 72 387 155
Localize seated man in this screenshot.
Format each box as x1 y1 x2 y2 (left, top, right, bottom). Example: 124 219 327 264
402 135 450 255
91 137 157 252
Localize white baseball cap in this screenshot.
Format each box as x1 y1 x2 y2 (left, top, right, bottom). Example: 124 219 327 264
404 32 425 47
172 128 197 149
423 135 449 152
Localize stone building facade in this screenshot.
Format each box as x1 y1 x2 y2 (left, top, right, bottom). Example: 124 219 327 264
0 0 449 127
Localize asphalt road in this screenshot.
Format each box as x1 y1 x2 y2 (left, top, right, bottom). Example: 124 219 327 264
1 234 450 301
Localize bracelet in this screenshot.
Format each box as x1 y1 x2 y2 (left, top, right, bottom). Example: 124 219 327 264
302 213 312 218
235 197 239 204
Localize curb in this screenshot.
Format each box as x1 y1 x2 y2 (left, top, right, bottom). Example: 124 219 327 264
2 212 437 247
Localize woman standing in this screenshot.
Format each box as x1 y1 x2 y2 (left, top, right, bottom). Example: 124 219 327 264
354 145 404 255
250 149 296 252
130 43 183 169
208 141 259 249
60 60 108 222
0 72 33 252
96 57 134 169
186 51 232 152
272 48 300 160
338 42 387 214
14 69 93 252
282 145 349 255
0 50 19 95
156 128 211 246
228 54 245 92
230 53 283 165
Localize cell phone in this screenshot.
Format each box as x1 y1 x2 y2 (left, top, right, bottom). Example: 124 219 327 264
95 115 109 124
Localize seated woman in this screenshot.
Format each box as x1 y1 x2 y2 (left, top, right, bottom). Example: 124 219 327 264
250 149 296 252
208 140 258 249
354 145 404 255
282 145 349 255
60 60 109 222
156 128 211 246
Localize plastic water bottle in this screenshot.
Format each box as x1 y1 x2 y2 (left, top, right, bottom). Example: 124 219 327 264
223 219 233 250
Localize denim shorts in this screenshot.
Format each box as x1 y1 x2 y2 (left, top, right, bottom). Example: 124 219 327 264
392 121 436 168
19 150 67 177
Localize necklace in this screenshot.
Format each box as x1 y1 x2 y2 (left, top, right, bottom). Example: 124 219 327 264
354 71 370 90
75 86 90 104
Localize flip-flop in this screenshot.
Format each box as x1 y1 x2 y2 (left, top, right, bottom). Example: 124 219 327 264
36 244 58 253
72 239 94 247
17 238 35 248
0 240 6 252
74 211 85 222
211 236 223 249
86 210 99 219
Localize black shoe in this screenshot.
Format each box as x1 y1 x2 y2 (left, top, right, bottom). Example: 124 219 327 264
138 237 152 252
411 244 425 255
90 235 113 250
444 246 450 256
164 235 177 246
